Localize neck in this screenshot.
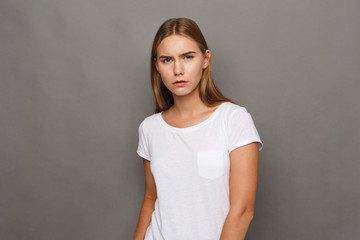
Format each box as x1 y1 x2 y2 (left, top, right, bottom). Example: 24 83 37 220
171 86 206 116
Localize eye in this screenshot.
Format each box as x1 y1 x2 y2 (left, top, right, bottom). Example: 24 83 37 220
162 57 171 63
184 55 193 60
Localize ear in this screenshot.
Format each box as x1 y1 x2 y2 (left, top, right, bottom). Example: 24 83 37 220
203 49 211 69
154 57 159 71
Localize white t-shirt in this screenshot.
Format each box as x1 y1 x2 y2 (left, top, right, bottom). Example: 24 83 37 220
137 102 263 240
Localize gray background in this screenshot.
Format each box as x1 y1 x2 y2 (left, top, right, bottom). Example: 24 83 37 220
1 0 359 239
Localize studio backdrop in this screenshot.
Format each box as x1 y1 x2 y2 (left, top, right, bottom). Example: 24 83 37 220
0 0 359 239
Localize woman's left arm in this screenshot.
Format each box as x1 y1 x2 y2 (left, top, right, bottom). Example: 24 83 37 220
219 142 259 240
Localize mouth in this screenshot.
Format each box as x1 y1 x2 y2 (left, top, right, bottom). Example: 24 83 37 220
173 80 188 86
173 80 188 84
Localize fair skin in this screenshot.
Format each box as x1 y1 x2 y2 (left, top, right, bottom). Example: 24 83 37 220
133 34 259 240
155 34 214 123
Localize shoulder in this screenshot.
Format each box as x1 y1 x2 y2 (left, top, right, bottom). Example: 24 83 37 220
221 102 257 132
221 102 249 119
138 112 161 133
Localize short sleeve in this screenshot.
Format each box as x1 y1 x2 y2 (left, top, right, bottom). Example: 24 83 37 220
137 121 151 161
226 108 263 153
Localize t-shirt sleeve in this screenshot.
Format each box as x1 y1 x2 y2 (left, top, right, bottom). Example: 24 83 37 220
226 108 263 153
137 121 151 161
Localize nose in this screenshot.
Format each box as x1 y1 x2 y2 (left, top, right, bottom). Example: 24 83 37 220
173 59 184 76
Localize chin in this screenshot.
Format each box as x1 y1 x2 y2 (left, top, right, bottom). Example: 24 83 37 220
172 89 196 97
172 92 189 97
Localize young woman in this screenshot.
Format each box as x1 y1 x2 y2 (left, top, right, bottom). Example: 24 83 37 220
133 17 263 240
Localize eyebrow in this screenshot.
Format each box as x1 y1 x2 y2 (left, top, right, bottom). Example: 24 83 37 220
158 51 197 59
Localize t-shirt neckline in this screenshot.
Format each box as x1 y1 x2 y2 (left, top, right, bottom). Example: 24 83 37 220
158 102 228 133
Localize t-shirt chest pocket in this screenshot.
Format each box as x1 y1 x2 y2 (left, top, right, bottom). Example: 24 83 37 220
196 151 225 179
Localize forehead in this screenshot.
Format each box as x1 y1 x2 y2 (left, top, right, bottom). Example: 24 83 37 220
157 35 200 55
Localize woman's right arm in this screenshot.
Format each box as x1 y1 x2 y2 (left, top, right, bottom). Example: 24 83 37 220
133 158 157 240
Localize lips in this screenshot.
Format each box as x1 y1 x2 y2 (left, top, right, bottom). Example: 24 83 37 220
173 80 188 84
173 80 188 86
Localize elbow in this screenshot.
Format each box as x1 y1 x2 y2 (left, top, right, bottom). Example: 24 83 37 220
246 208 254 220
243 210 254 222
248 212 254 221
230 207 254 221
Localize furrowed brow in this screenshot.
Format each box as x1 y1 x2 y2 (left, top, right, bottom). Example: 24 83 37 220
158 51 196 59
180 51 196 56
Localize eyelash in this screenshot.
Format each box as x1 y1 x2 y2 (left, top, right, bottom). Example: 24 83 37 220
161 55 193 63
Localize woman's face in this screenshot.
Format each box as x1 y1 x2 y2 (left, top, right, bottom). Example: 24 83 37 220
155 34 210 97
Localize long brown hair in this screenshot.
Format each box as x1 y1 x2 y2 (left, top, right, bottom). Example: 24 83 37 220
150 17 235 113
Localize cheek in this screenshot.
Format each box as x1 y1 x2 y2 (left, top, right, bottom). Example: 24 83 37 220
157 66 169 75
186 62 203 76
157 67 173 82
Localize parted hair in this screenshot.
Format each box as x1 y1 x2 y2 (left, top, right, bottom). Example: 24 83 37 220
150 17 234 113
